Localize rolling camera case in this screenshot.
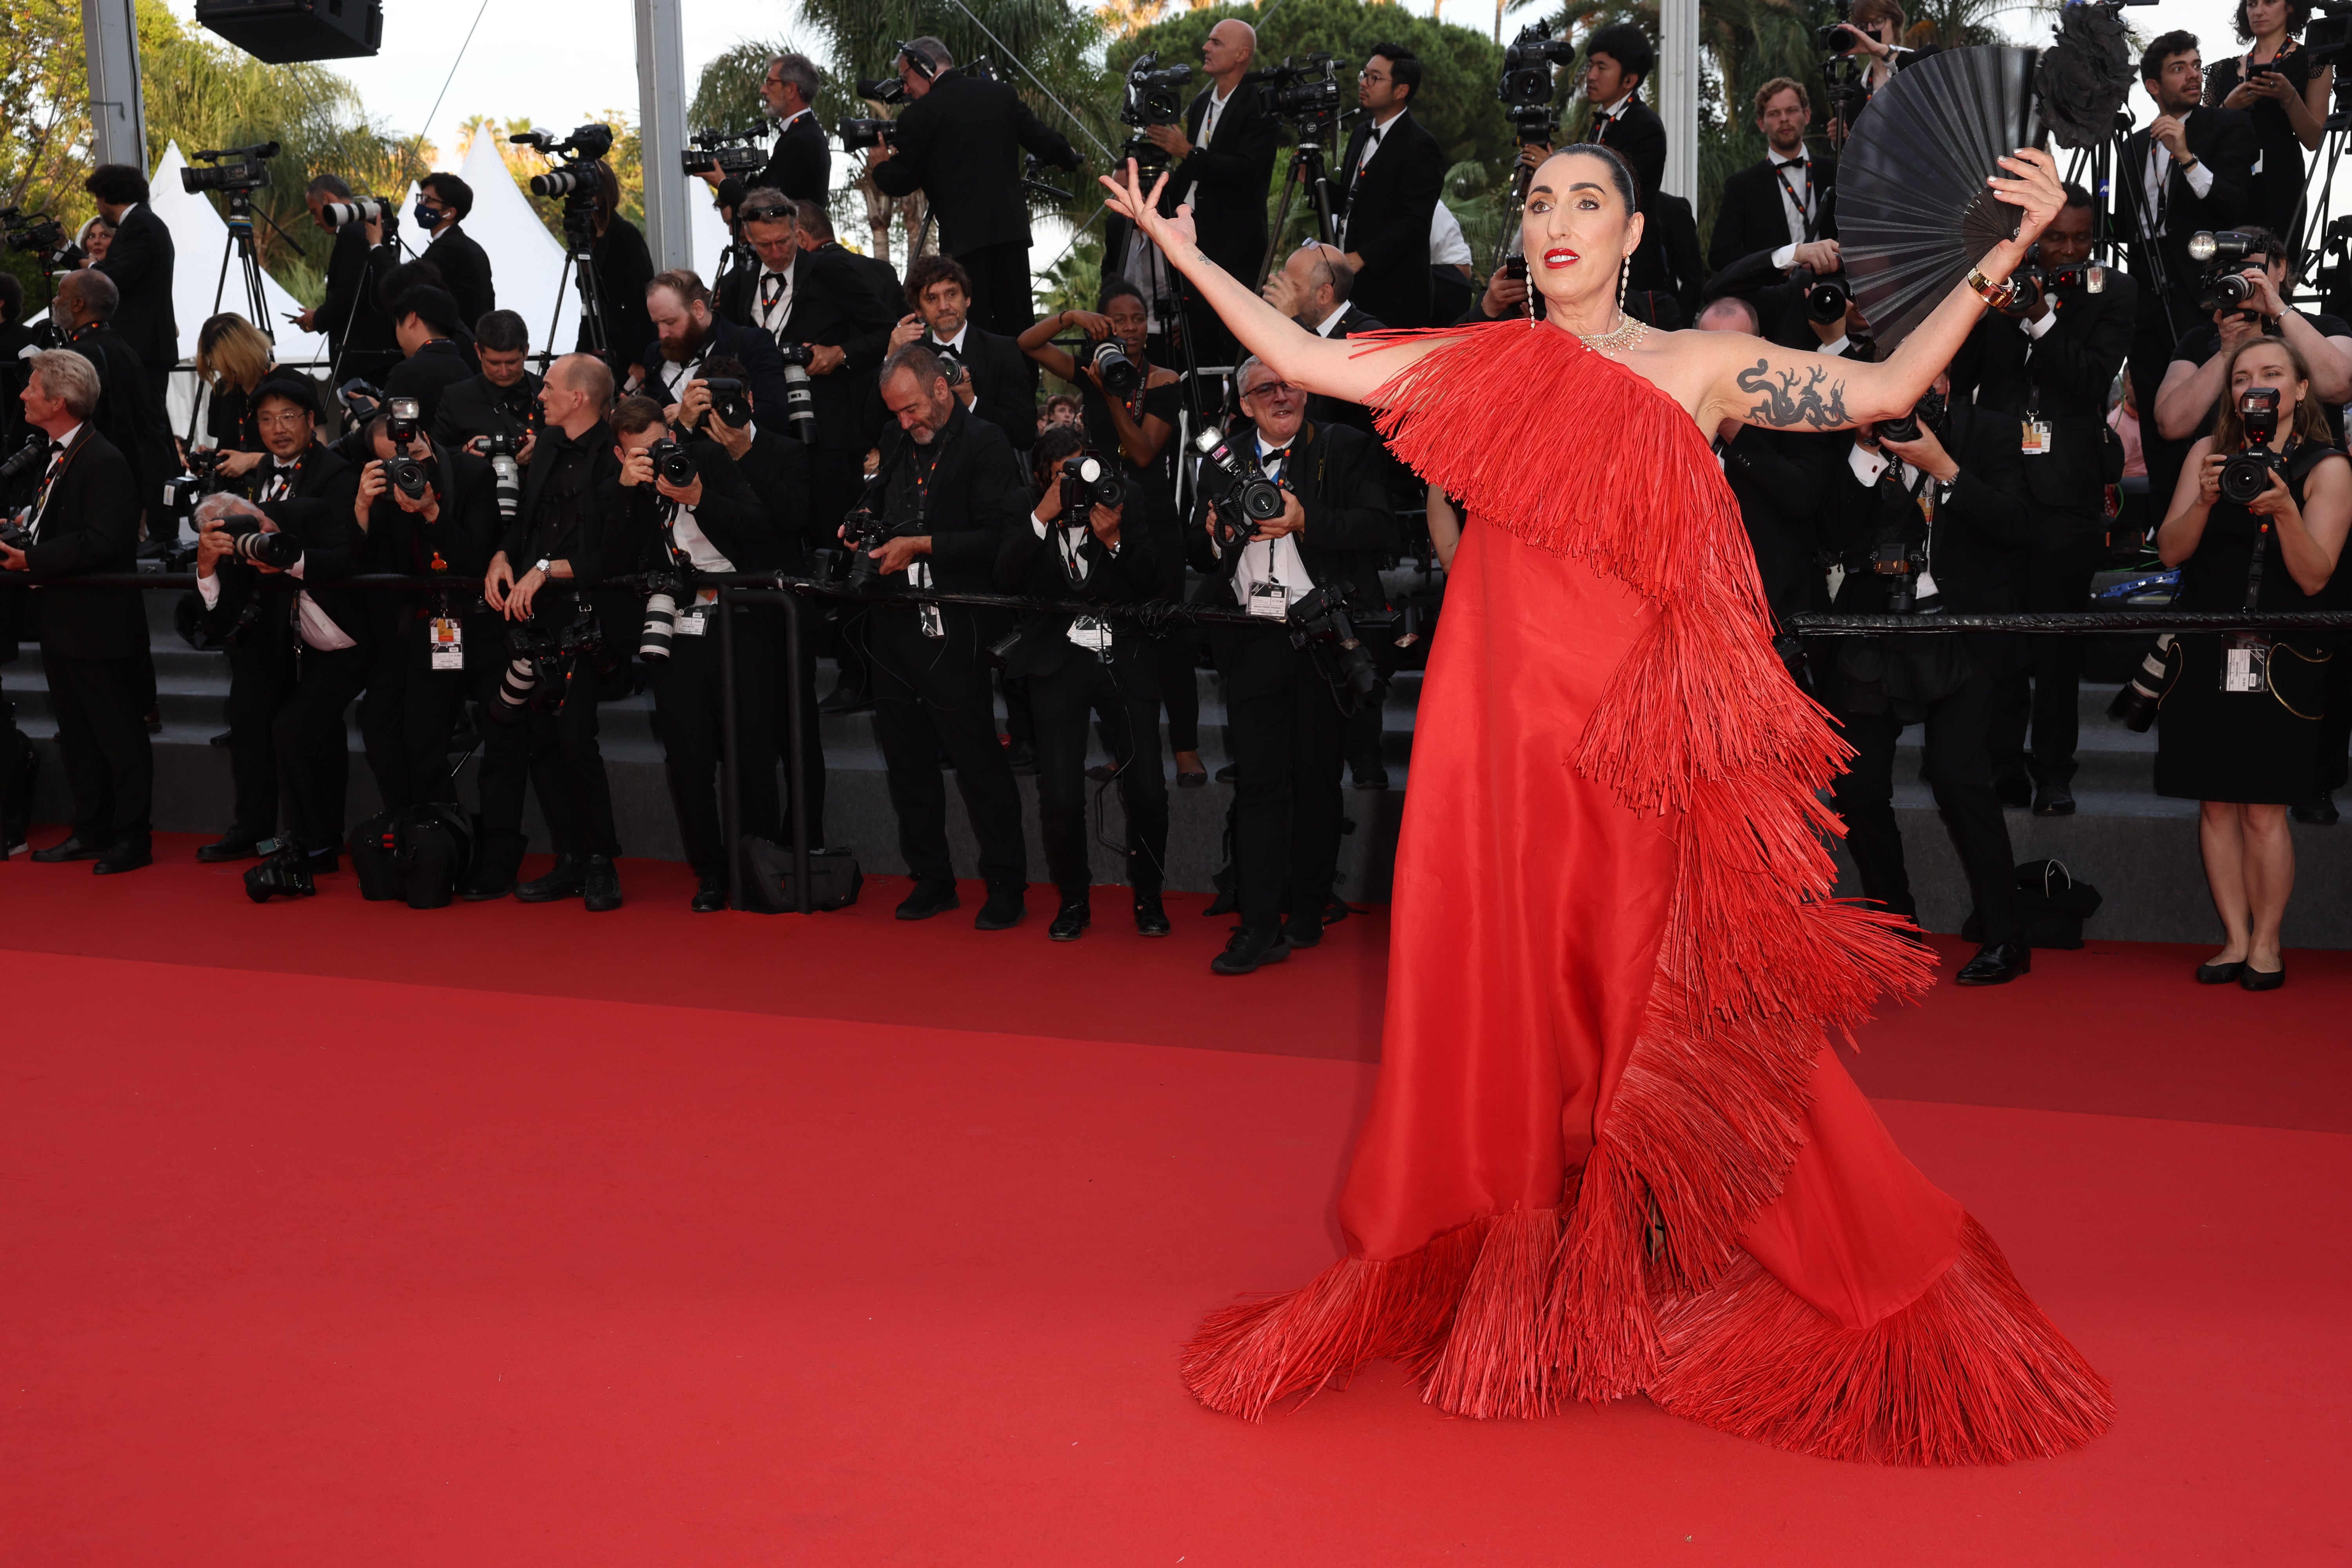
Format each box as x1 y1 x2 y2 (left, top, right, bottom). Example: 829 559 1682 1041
345 806 475 908
739 837 862 913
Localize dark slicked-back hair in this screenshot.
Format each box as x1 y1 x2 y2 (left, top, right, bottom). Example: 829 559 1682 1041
1367 41 1423 101
475 309 530 354
421 173 475 219
2141 29 2200 83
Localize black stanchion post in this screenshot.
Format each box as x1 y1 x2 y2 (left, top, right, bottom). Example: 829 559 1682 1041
780 588 811 914
717 583 744 912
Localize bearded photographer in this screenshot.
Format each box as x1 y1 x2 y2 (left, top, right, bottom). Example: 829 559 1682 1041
1194 355 1396 976
477 354 630 911
1946 186 2139 817
857 343 1031 928
296 176 399 384
704 53 830 213
352 406 500 812
433 309 541 456
865 38 1083 336
82 163 175 413
887 255 1036 457
1 350 150 873
1815 372 2034 987
414 174 495 330
635 270 794 434
611 396 783 913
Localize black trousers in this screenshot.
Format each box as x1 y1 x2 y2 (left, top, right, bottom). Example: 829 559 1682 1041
358 637 410 815
44 650 152 846
771 601 828 845
223 637 288 840
1158 637 1201 753
271 642 369 855
1213 625 1347 933
2317 632 2352 795
811 446 872 699
868 604 1026 887
952 241 1034 337
475 656 619 869
2127 281 2196 519
652 606 778 877
1029 647 1168 897
401 661 473 807
1828 663 2021 947
1989 521 2107 784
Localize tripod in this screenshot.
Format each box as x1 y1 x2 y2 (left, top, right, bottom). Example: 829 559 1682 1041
1256 128 1342 288
212 190 275 343
2289 75 2352 304
547 195 613 365
1488 123 1559 276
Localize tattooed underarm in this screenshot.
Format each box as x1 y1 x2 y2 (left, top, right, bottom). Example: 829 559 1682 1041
1733 358 1852 430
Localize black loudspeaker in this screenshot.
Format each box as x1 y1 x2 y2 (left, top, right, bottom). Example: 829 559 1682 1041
194 0 381 63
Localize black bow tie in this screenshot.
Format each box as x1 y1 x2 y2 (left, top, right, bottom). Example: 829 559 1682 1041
1775 156 1808 169
1260 446 1290 464
760 272 787 305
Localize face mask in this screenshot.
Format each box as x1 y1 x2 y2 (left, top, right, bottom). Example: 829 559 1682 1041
415 204 445 229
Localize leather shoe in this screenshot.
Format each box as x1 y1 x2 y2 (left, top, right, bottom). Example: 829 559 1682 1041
1133 892 1171 936
975 882 1027 930
1005 742 1039 775
1214 762 1239 783
1211 925 1290 975
1085 762 1119 782
460 864 517 902
2194 959 2246 984
2291 791 2341 825
583 854 622 913
514 853 587 903
1175 770 1208 789
1350 767 1391 792
196 833 267 864
691 874 728 913
93 839 152 875
1281 915 1323 950
30 835 105 863
895 879 960 920
1955 940 2031 986
1048 897 1090 941
2032 777 2076 817
2241 963 2286 992
818 685 873 716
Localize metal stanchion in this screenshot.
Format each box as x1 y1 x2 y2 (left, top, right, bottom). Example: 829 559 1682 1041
711 582 812 915
779 589 810 915
717 583 744 912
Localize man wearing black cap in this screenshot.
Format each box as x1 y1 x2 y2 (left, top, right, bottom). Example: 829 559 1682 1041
385 287 478 430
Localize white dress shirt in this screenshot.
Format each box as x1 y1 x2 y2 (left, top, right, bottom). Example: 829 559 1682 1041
192 459 357 651
1429 201 1474 267
1310 302 1349 338
1764 152 1817 267
2143 113 2215 238
753 257 797 341
23 421 84 539
1229 432 1315 607
1847 441 1944 599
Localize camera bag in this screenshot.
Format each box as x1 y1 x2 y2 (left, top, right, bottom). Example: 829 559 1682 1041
1961 859 2105 950
392 805 474 909
346 812 403 901
738 836 863 913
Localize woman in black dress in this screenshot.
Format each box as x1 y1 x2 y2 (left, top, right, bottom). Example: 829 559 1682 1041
2209 0 2336 244
1018 277 1206 786
579 162 657 376
2156 336 2350 988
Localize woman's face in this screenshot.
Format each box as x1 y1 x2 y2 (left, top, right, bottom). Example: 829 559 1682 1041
84 223 112 263
2245 0 2287 36
1521 152 1641 311
1106 295 1149 358
2230 343 2306 440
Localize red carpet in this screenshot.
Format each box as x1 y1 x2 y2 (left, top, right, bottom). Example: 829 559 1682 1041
3 838 2347 1564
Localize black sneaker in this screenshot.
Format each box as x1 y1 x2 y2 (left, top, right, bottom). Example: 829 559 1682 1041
1211 925 1290 975
2031 776 2077 817
895 879 961 920
1281 915 1323 950
691 873 728 913
461 864 518 902
975 882 1027 930
583 854 622 913
515 853 587 903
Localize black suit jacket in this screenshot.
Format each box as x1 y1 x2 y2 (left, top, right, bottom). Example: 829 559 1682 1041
1628 192 1704 327
1333 109 1445 330
870 403 1030 597
385 340 478 431
719 111 831 209
1947 269 2138 518
431 370 542 450
93 203 176 370
422 227 496 331
319 222 399 369
1708 154 1838 275
202 441 367 647
628 437 779 575
1824 402 2033 673
363 444 500 662
632 315 797 436
732 425 816 570
1715 423 1830 623
1301 303 1387 442
1192 419 1396 612
715 242 899 452
1106 83 1281 291
859 325 1036 457
869 69 1081 255
585 219 658 372
993 495 1163 695
1587 98 1667 212
2116 109 2259 317
61 323 169 514
16 428 145 658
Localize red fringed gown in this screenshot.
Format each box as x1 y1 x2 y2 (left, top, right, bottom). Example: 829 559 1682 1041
1181 323 2112 1464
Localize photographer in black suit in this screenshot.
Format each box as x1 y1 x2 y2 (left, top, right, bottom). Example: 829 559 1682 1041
479 354 632 911
859 343 1032 929
635 269 794 423
433 309 542 454
996 448 1169 940
1195 356 1396 975
416 174 495 330
83 164 175 413
1105 17 1279 373
886 254 1036 457
189 375 361 866
297 176 400 385
866 38 1083 336
2 352 151 873
385 287 479 431
51 270 172 529
1332 44 1445 331
1260 241 1383 441
1948 186 2139 817
1708 78 1837 275
707 53 831 212
1815 372 2034 987
1579 25 1666 209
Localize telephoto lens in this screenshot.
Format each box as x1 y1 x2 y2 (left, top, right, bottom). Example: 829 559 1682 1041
647 437 698 488
2201 271 2258 312
530 167 598 198
639 592 679 662
2109 635 2177 732
221 515 302 570
0 432 45 482
482 432 522 521
318 196 387 228
775 345 819 444
1089 338 1142 398
490 654 539 723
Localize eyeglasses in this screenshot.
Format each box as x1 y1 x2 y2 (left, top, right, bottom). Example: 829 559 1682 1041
740 205 793 225
256 410 311 429
1243 381 1299 400
1358 68 1388 83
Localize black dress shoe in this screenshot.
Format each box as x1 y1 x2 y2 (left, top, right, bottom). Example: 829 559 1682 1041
818 686 873 716
2194 959 2246 985
691 874 729 913
1005 742 1039 775
1085 762 1119 782
1955 940 2031 986
1134 892 1171 936
93 839 152 875
1350 767 1391 792
1176 770 1208 788
583 854 622 913
207 730 231 748
2291 792 2341 825
2031 777 2077 816
460 864 518 902
29 835 105 863
1211 925 1290 975
1994 774 2033 810
975 882 1027 931
895 879 961 920
514 853 587 903
2241 963 2286 992
1047 897 1090 941
196 833 267 864
1214 763 1239 783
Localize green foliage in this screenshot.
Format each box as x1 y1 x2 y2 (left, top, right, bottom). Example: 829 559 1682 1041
1036 226 1104 320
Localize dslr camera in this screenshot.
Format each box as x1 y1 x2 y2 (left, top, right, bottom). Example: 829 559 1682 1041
218 511 304 572
1875 387 1947 446
773 343 820 444
699 376 753 430
2190 230 2269 314
319 195 394 230
1806 272 1852 324
382 396 431 501
1499 20 1575 145
1085 336 1142 398
480 430 523 521
645 436 698 488
835 472 920 595
0 207 84 274
2218 386 2286 506
1287 584 1386 701
182 142 278 196
1242 54 1346 139
2009 262 2107 313
1191 426 1286 544
159 447 236 541
0 431 48 486
1059 452 1124 521
488 604 619 723
681 124 768 178
838 118 897 154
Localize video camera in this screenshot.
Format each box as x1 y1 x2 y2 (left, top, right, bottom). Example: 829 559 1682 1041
2190 230 2271 314
1191 426 1285 544
681 124 769 178
0 207 84 274
513 123 615 241
838 118 897 154
2306 0 2352 68
1242 54 1347 140
1499 20 1575 145
182 142 278 196
2219 386 2286 506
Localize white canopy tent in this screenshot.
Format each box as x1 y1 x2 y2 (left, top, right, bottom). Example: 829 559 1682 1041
436 131 583 357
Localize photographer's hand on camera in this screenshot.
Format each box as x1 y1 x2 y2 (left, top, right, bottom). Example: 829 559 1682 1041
1874 422 1960 485
1789 240 1842 276
213 447 267 481
194 515 236 579
859 529 933 576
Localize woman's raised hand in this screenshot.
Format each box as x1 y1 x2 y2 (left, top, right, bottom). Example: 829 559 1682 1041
1987 147 2066 254
1098 158 1198 255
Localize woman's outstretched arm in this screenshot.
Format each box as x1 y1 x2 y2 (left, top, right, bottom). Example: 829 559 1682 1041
1099 160 1443 407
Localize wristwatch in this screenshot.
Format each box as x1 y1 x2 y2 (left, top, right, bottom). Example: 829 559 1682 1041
534 557 552 575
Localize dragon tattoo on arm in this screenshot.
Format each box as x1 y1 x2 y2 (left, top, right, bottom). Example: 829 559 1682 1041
1737 358 1853 431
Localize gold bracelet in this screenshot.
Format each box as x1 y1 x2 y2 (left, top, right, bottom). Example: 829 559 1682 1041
1965 266 2017 310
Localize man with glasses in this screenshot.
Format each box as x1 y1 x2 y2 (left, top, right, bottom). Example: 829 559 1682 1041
1330 44 1443 330
416 174 495 331
704 53 831 214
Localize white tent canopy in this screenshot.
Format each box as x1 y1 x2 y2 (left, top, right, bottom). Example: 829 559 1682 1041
438 131 581 356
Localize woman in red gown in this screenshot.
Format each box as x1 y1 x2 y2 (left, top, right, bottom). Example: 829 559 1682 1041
1100 143 2113 1464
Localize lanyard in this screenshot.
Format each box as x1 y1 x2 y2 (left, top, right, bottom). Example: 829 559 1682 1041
1770 160 1815 241
2243 441 2296 611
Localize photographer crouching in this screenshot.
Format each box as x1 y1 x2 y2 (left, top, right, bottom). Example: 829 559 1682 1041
1192 356 1396 975
996 428 1169 939
1815 372 2033 986
612 394 784 913
855 342 1031 928
478 354 631 911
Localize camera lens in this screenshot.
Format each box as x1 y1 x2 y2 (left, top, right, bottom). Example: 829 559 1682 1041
2219 452 2278 506
639 593 679 662
1090 339 1141 398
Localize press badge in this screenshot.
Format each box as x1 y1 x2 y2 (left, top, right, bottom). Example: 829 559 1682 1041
2021 419 2053 456
1248 581 1289 621
428 617 464 670
2223 637 2272 694
919 602 946 639
1067 615 1112 653
676 587 717 637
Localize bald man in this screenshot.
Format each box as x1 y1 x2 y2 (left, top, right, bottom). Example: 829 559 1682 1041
1105 16 1278 373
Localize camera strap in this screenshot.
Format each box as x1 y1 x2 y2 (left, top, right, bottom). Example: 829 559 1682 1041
1770 159 1816 242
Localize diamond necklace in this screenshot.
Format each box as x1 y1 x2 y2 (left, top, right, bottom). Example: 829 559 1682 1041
1575 312 1649 352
